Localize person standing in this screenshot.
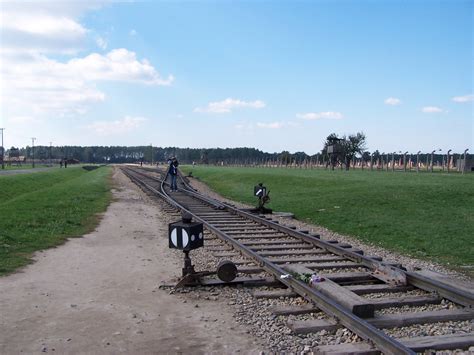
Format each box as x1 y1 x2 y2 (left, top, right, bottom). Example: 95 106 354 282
168 157 179 192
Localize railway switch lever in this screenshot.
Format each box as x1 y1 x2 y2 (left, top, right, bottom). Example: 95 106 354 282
253 183 272 214
169 212 204 277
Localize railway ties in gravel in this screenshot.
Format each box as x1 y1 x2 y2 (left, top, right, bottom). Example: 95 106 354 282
122 166 474 354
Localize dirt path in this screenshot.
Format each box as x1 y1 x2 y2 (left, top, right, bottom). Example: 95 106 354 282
0 168 262 354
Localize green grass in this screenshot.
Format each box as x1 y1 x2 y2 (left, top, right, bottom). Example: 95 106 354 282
183 166 474 270
1 164 52 170
0 167 112 275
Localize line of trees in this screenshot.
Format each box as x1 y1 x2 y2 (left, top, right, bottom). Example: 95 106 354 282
4 139 469 167
5 146 278 164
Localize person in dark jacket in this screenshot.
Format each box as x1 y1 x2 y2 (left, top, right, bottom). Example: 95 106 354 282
168 157 179 192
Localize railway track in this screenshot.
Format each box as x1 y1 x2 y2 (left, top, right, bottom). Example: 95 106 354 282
121 165 474 354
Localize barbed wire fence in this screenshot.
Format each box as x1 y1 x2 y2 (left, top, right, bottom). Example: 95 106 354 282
209 150 472 174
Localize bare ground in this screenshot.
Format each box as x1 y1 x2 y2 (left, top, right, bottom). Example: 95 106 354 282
0 168 262 354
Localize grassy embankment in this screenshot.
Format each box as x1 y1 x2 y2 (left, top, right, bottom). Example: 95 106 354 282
0 167 112 275
182 166 474 270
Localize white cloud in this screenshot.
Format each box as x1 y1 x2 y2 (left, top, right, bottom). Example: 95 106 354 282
1 53 105 115
421 106 444 113
0 4 89 54
234 122 254 131
384 97 401 105
129 29 137 36
452 94 474 103
87 116 148 136
68 49 173 85
255 121 298 129
296 111 343 120
0 2 173 119
286 121 300 127
96 36 108 50
257 122 284 129
1 49 172 115
194 98 266 114
2 12 86 37
7 116 39 124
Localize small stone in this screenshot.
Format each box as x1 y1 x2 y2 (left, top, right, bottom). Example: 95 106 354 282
194 304 199 308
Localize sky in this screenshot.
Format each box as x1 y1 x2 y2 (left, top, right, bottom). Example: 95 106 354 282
0 0 472 155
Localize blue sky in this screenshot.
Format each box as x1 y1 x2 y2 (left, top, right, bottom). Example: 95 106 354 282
1 0 472 154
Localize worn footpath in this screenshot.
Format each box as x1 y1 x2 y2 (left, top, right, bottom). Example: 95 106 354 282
0 168 262 354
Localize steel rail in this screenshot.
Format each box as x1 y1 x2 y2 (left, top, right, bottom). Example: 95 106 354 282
130 167 226 210
127 167 474 307
123 167 414 354
222 205 474 307
405 272 474 308
196 214 414 354
176 171 474 308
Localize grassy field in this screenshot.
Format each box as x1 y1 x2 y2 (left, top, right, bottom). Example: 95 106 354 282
182 166 474 270
0 166 112 275
1 164 53 170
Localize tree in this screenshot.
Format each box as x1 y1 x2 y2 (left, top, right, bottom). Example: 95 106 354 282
341 132 367 170
200 150 209 164
322 132 367 170
8 147 20 158
279 151 291 165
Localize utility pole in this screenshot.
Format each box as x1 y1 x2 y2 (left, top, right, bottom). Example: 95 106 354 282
31 137 36 168
0 128 4 169
49 142 52 167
